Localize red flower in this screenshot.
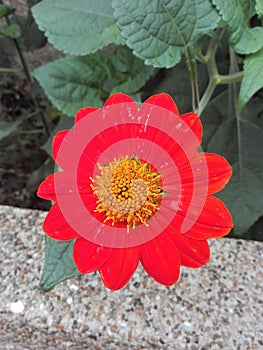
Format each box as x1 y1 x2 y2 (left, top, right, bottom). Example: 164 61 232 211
38 93 233 290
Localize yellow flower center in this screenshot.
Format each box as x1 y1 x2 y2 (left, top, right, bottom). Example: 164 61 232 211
90 156 163 232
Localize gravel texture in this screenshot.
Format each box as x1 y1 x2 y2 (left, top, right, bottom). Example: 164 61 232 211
0 205 262 350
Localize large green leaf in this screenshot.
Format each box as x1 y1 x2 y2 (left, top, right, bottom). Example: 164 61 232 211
203 92 263 235
212 0 263 54
40 235 81 292
238 48 263 113
33 55 108 116
112 0 220 68
256 0 263 19
110 46 154 94
33 48 153 116
32 0 124 55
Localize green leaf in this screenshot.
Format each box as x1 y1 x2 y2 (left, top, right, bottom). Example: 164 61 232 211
112 0 220 68
33 55 107 116
33 48 153 116
0 24 21 38
203 92 263 235
110 46 154 94
233 27 263 55
238 48 263 113
40 236 81 292
0 4 14 18
32 0 124 55
0 119 22 140
256 0 263 19
212 0 263 54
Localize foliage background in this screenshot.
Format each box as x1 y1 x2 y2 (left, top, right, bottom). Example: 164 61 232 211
1 0 263 242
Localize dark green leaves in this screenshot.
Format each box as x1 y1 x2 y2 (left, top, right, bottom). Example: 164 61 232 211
40 236 81 291
32 0 124 55
110 47 154 94
212 0 263 54
238 48 263 112
33 47 153 116
112 0 220 68
202 93 263 235
34 55 107 116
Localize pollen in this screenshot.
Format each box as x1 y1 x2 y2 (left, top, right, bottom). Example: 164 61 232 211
90 156 163 232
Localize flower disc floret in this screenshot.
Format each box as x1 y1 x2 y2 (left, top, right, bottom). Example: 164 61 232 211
90 156 163 232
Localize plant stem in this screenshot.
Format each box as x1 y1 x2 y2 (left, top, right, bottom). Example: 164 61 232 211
198 78 217 115
4 14 32 83
0 67 18 73
216 71 243 84
185 46 200 112
1 1 51 137
197 28 223 115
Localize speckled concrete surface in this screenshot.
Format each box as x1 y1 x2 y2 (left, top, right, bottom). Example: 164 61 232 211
0 205 262 350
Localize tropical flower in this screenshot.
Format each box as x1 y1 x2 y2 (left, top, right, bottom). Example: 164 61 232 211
38 93 233 290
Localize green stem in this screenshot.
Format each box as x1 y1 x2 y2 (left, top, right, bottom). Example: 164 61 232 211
3 15 32 83
1 1 51 137
198 78 217 115
0 67 18 73
185 46 200 112
197 28 223 115
216 71 243 84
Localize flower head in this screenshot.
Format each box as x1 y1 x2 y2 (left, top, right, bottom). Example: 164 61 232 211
38 93 233 290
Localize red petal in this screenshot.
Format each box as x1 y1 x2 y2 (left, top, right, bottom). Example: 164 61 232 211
166 229 210 268
104 92 135 106
73 238 111 274
43 203 81 240
37 174 56 201
204 153 232 193
180 153 232 195
144 93 179 116
179 112 202 144
75 107 100 124
37 171 94 201
140 232 181 286
177 196 233 240
52 130 70 162
98 247 140 290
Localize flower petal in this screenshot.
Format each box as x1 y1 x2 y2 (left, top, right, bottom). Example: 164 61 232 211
179 112 202 144
144 93 179 116
180 153 232 195
104 92 135 106
166 229 210 268
38 174 56 201
43 203 81 240
73 238 111 274
98 247 140 290
177 196 233 240
140 232 181 286
75 107 99 124
52 130 69 162
37 171 94 201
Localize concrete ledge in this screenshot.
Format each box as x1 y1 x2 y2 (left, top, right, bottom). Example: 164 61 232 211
0 205 262 349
